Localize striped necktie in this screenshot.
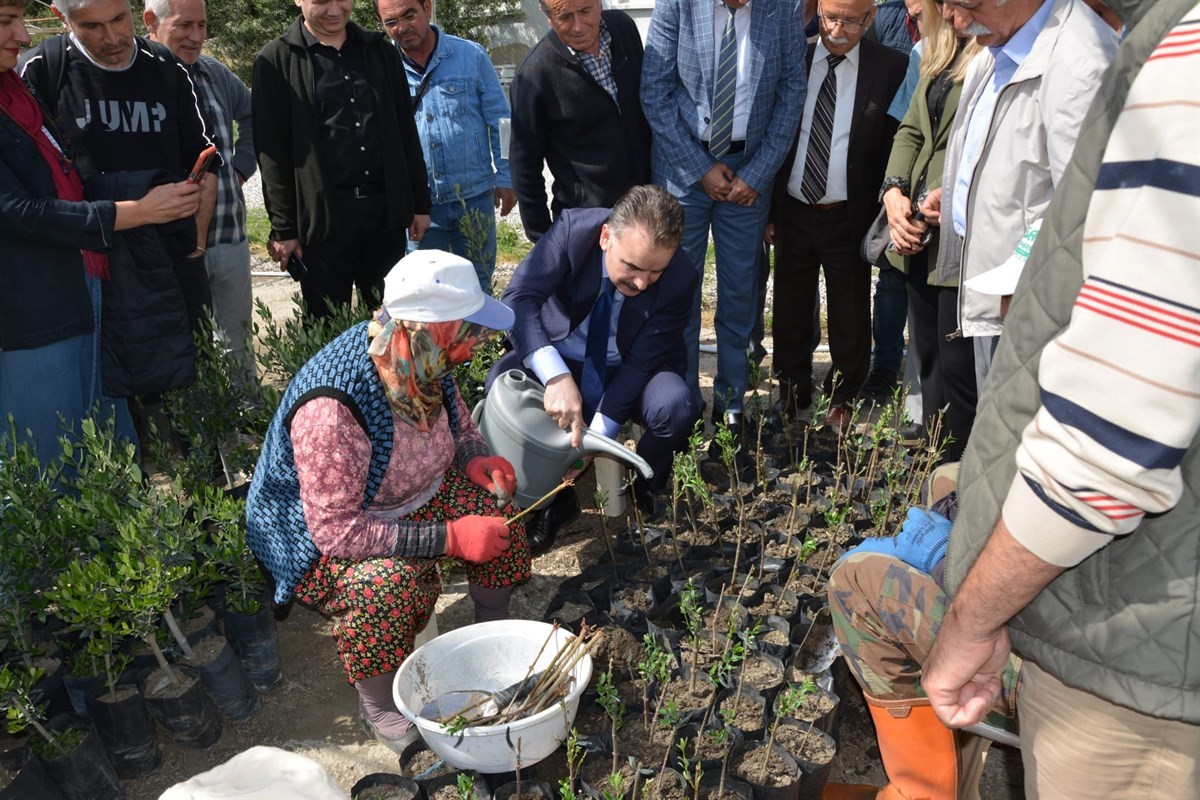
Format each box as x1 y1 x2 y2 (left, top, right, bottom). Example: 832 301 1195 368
799 54 847 204
708 5 738 160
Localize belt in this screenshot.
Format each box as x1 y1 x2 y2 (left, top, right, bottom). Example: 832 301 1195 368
703 139 746 155
795 199 847 212
335 183 386 200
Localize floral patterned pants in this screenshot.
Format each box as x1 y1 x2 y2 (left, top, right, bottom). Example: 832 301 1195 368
294 468 530 683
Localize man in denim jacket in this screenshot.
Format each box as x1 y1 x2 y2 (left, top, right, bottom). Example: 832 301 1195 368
377 0 516 294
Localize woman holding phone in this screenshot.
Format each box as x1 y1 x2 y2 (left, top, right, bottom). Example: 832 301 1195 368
0 0 199 464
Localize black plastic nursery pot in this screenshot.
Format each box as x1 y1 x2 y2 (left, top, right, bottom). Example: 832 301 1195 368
43 713 125 800
351 772 423 800
188 633 261 721
729 740 802 800
140 664 223 747
491 779 554 800
31 656 75 722
0 745 63 800
223 603 283 691
62 672 102 719
84 683 162 778
421 771 493 800
772 720 837 800
697 771 754 800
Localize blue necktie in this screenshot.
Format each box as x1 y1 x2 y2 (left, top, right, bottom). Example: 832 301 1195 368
581 279 615 417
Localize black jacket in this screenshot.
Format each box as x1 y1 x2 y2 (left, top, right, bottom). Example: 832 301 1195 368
86 170 197 397
0 103 114 351
509 10 652 241
252 20 431 245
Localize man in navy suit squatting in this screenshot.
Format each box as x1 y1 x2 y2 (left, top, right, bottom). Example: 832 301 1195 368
488 186 700 553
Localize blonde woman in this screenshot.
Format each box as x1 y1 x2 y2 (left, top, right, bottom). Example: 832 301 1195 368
878 0 980 462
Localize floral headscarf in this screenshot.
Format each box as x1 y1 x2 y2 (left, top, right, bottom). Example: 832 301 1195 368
367 307 502 431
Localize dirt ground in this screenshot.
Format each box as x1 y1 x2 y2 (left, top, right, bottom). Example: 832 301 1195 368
115 272 1024 798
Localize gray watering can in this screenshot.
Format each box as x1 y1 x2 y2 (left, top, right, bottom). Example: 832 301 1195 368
473 369 654 509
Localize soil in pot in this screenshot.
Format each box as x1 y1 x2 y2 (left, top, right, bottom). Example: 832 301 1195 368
696 773 753 800
716 691 766 741
678 635 728 677
580 753 638 800
590 626 646 674
641 768 687 800
735 653 785 699
182 605 219 646
746 587 799 620
492 779 554 800
141 664 223 747
422 773 490 800
775 682 839 738
730 742 801 797
41 713 124 800
613 714 674 773
350 772 422 800
657 676 716 723
700 602 746 636
400 741 457 780
84 683 162 778
185 633 261 721
223 604 282 691
772 721 837 800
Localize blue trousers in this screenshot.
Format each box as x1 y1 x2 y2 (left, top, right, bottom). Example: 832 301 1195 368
678 151 771 414
409 190 497 296
872 265 908 372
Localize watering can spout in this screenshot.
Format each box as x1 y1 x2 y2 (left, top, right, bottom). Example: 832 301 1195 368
578 430 653 480
474 369 654 509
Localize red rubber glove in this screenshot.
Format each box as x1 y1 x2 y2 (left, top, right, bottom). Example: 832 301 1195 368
466 456 517 503
445 515 511 563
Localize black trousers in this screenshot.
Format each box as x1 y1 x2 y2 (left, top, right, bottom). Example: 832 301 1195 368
905 258 976 463
300 190 408 321
772 197 872 408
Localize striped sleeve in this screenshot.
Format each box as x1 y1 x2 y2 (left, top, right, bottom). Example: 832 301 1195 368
1003 10 1200 568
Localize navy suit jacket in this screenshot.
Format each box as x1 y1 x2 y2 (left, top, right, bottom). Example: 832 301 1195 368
500 208 699 426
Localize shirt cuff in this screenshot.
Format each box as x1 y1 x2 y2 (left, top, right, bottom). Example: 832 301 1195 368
590 413 620 440
1001 473 1114 568
525 345 569 386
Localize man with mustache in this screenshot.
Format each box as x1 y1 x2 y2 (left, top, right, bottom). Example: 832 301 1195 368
921 0 1117 394
769 0 907 433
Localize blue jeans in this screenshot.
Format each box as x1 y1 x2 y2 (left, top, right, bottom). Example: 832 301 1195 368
205 238 256 385
410 189 497 295
679 151 771 414
872 266 908 372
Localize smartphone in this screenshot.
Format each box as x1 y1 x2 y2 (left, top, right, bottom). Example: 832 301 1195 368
187 144 218 184
286 252 309 281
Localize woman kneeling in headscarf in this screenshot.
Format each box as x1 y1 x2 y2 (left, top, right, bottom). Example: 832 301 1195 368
246 251 529 751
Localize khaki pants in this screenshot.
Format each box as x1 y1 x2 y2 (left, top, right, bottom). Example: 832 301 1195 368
1019 662 1199 799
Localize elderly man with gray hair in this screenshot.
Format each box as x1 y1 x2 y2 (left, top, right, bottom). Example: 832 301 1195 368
145 0 258 386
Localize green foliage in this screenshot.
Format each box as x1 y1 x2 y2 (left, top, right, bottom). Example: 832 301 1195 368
456 772 476 800
0 422 71 667
496 218 534 267
453 337 503 411
677 737 703 798
655 698 682 731
244 207 271 259
678 578 703 643
253 294 371 388
559 727 584 800
601 770 627 800
637 634 672 688
198 485 267 616
595 669 625 730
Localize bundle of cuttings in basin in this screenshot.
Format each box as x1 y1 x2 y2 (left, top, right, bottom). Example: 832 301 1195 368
422 622 595 729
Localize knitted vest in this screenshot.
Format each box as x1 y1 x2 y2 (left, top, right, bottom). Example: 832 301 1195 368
944 0 1199 724
245 322 461 605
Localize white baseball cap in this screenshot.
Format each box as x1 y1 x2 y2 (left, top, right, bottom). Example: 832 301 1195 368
965 220 1042 297
382 250 514 331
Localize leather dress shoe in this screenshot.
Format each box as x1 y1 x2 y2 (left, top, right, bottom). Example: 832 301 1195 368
898 421 927 446
860 367 899 400
777 378 812 418
823 405 852 435
526 488 581 555
632 478 663 520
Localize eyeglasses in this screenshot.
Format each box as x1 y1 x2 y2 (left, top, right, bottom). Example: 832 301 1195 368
816 5 872 31
381 8 421 27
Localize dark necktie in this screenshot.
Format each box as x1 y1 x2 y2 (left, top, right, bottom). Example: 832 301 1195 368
709 5 738 160
581 278 615 417
799 54 847 204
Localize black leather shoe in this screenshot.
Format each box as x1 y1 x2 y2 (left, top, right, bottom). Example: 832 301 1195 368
898 421 927 446
525 489 581 555
860 367 899 400
631 478 661 520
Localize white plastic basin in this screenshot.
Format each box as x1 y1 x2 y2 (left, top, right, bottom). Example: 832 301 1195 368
393 620 592 773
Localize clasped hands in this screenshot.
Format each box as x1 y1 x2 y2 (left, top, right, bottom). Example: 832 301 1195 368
701 163 757 206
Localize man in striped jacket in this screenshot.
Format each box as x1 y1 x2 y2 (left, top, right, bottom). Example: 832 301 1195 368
825 1 1199 796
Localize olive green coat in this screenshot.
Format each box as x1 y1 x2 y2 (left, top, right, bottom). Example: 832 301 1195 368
881 76 962 284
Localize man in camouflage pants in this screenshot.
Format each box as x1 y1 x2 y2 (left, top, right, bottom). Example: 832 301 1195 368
824 482 1021 799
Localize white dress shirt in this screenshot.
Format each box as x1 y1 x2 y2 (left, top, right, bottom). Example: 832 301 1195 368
787 39 860 203
703 0 753 144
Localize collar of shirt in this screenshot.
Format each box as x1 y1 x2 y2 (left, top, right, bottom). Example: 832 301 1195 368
400 26 438 75
990 0 1053 89
568 18 611 61
301 21 361 51
811 36 863 72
